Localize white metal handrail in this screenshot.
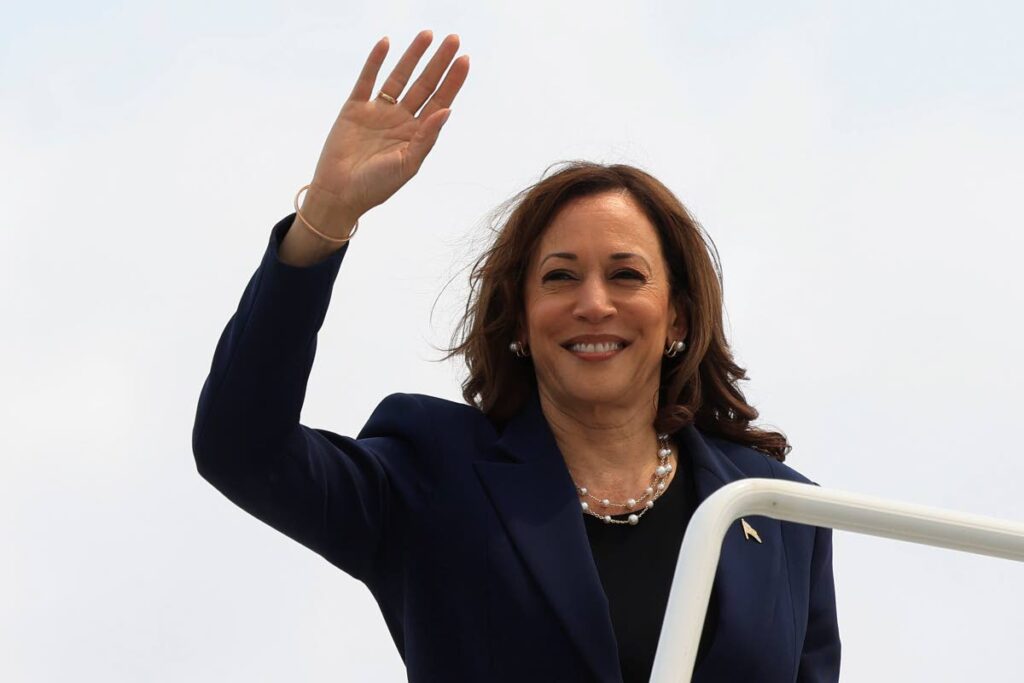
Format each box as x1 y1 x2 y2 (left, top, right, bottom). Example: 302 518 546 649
648 479 1024 682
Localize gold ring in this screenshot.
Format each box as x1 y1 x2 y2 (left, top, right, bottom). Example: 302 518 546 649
377 91 398 104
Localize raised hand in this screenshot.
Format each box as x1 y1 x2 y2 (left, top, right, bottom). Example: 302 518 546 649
302 30 469 238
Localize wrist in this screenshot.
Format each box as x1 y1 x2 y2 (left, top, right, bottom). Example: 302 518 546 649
279 215 345 267
300 183 360 241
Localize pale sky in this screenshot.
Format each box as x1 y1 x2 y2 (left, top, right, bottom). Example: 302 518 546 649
4 1 1023 680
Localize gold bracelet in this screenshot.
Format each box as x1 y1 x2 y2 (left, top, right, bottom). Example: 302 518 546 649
293 184 360 244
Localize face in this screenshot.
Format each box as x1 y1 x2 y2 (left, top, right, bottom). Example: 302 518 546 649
522 191 685 414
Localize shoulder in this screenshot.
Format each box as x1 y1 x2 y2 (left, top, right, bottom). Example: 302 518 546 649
358 392 495 441
365 392 486 422
702 432 819 486
700 432 831 568
352 393 500 483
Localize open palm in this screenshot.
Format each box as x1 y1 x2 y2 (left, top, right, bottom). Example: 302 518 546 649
308 30 469 224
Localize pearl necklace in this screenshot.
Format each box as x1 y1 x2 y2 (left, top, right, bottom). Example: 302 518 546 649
575 433 674 526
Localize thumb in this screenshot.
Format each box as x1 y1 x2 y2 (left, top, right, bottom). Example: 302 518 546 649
408 108 452 167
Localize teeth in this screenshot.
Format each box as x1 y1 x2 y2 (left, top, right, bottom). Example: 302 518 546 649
569 342 624 353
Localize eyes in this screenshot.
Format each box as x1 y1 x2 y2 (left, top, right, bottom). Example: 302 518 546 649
541 268 646 283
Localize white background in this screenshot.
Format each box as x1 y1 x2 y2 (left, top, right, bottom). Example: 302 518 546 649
4 1 1023 680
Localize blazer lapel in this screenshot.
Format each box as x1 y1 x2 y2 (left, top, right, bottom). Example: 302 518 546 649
675 426 785 677
472 397 784 681
474 394 622 682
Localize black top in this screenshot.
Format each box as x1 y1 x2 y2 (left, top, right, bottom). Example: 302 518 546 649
583 446 716 683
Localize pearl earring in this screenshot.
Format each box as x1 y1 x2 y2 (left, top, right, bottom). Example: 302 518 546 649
664 340 686 358
509 341 530 358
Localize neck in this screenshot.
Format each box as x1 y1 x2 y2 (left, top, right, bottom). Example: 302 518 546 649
538 387 672 501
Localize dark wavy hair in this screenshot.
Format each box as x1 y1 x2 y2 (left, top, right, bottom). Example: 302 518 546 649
444 160 791 462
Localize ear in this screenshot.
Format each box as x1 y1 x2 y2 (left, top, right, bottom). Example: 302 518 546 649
667 298 688 342
515 317 529 346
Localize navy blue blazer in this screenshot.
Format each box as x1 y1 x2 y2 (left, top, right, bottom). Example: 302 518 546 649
192 214 841 682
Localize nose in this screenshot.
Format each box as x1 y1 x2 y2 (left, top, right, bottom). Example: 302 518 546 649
572 276 616 322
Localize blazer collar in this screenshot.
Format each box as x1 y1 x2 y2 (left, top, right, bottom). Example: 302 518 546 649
474 392 781 682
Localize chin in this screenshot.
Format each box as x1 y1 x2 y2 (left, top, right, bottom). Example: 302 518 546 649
536 354 659 409
556 377 639 409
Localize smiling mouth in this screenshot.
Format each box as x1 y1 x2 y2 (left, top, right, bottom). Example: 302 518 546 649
565 341 626 353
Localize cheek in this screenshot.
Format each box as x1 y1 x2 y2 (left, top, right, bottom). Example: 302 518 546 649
523 297 565 341
631 294 673 334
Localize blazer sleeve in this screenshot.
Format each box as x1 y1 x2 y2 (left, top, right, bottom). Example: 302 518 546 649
797 522 842 682
191 213 415 583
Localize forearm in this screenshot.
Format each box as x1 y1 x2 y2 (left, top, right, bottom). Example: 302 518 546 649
279 184 359 267
192 214 347 465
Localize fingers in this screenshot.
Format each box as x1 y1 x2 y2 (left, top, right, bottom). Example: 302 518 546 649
348 30 469 117
349 36 391 102
401 34 461 114
416 54 469 122
375 29 435 104
406 108 452 171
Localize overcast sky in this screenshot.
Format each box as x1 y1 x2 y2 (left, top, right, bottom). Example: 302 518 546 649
4 1 1023 680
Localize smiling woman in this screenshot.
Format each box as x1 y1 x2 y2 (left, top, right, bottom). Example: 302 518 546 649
437 170 842 680
447 162 791 462
193 29 839 683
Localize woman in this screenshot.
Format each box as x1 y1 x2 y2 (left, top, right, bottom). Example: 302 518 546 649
192 30 841 682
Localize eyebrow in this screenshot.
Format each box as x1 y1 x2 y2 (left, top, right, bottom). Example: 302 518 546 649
539 252 652 269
